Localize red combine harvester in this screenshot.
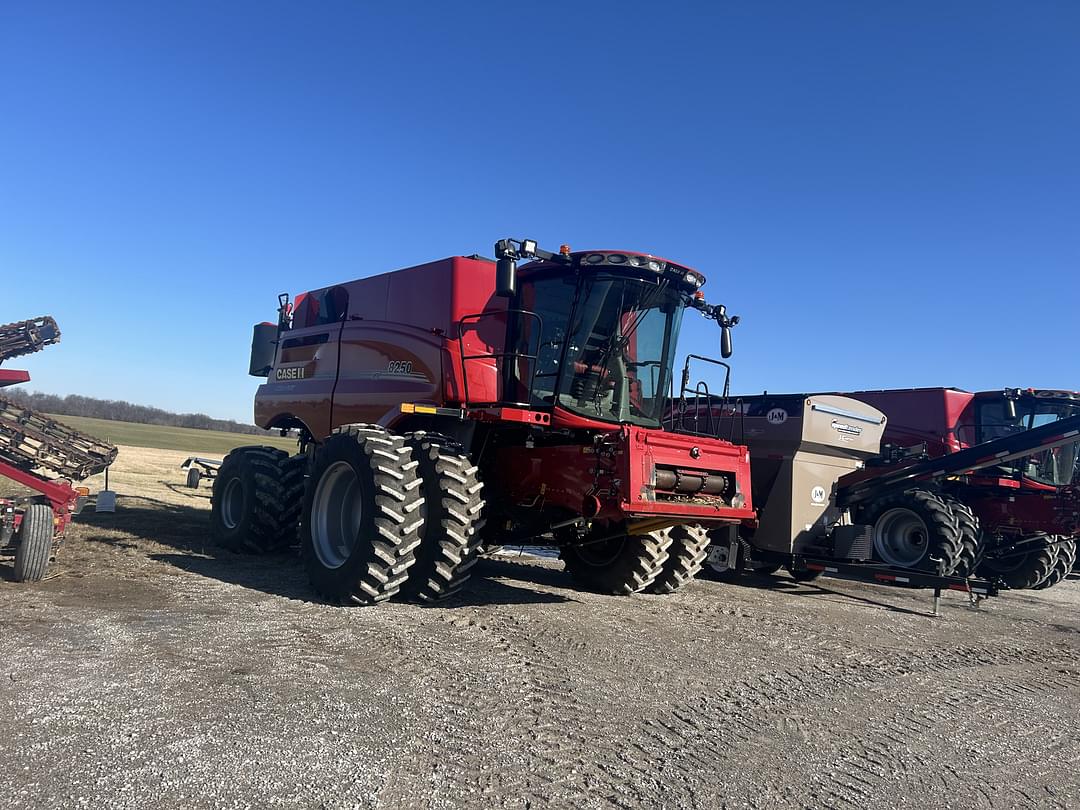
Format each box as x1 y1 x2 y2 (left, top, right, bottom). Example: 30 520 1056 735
213 238 754 604
842 387 1080 589
0 317 117 581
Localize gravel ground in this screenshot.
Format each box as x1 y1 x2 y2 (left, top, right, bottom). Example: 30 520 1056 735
1 446 1079 809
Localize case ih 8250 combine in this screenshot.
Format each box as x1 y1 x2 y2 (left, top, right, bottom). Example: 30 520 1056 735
214 239 754 604
843 387 1080 590
216 238 1078 606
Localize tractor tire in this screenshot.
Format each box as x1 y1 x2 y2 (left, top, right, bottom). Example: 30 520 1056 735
186 467 202 488
861 489 962 575
1033 538 1077 590
301 425 423 605
647 524 711 594
400 432 485 603
561 529 672 595
211 447 306 553
940 494 983 577
13 504 53 582
978 533 1058 590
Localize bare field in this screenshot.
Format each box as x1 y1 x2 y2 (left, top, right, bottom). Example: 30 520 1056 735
1 445 1079 809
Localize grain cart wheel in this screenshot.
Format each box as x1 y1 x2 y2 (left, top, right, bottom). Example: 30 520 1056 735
977 533 1058 589
13 504 53 582
861 489 962 575
1033 538 1076 590
940 495 984 577
400 432 485 602
561 528 672 595
648 524 711 594
186 466 202 488
301 426 423 605
211 447 306 553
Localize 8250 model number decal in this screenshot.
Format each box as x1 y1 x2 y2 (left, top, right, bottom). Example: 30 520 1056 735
387 360 413 374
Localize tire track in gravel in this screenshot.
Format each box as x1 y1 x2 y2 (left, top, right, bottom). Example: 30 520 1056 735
601 642 1080 809
801 665 1080 810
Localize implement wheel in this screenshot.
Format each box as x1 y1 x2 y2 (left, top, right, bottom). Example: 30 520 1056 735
400 432 485 603
561 528 672 595
301 425 423 605
978 533 1058 590
862 489 962 575
647 524 711 594
211 447 305 553
13 504 53 582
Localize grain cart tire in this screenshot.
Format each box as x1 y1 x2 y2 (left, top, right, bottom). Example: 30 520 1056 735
648 524 711 594
186 467 202 488
561 528 672 595
211 447 305 554
301 425 423 605
400 432 485 603
861 489 962 575
978 533 1058 590
13 504 53 582
1033 538 1076 590
940 495 983 577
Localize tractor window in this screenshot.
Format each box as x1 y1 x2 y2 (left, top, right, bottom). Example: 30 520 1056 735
977 398 1080 486
511 274 576 406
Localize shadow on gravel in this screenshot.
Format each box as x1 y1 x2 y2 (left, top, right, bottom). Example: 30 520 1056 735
706 571 934 616
77 497 574 606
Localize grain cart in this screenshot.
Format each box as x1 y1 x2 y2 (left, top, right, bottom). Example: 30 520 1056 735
841 388 1080 590
0 317 117 581
213 239 754 604
673 391 1078 598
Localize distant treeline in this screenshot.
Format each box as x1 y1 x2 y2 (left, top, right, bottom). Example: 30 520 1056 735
3 389 277 436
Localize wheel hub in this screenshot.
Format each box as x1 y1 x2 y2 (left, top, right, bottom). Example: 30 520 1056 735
873 507 930 568
311 461 364 569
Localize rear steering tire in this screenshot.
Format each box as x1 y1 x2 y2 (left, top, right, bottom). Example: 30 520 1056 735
13 504 53 582
301 425 424 605
978 533 1058 590
211 447 305 553
647 524 711 594
561 529 672 595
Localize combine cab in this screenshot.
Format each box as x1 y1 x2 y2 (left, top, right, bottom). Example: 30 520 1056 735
215 239 753 604
0 317 117 581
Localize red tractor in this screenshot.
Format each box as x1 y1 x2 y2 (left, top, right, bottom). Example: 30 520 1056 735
214 239 754 604
842 387 1080 590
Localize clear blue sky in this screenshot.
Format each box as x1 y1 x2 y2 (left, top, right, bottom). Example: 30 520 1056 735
2 2 1077 423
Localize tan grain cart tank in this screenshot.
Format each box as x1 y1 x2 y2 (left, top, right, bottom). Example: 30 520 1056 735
733 394 887 560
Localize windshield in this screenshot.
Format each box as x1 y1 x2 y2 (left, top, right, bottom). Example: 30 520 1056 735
977 398 1080 487
513 272 685 426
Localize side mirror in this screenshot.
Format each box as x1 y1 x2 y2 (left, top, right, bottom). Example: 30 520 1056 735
496 257 517 297
1005 397 1017 420
720 325 733 359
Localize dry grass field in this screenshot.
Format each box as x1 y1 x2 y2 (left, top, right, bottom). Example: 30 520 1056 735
0 444 1078 809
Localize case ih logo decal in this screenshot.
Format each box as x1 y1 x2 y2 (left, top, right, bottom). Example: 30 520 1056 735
275 366 306 381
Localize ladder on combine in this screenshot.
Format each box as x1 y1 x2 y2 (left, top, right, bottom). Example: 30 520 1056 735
0 316 117 581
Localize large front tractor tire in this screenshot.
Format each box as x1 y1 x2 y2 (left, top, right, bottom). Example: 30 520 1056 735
399 432 485 603
211 447 305 553
939 494 983 577
647 524 711 594
301 426 424 605
561 528 672 595
860 489 962 575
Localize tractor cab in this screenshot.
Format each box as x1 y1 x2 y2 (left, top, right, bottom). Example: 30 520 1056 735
973 389 1080 488
492 240 736 431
